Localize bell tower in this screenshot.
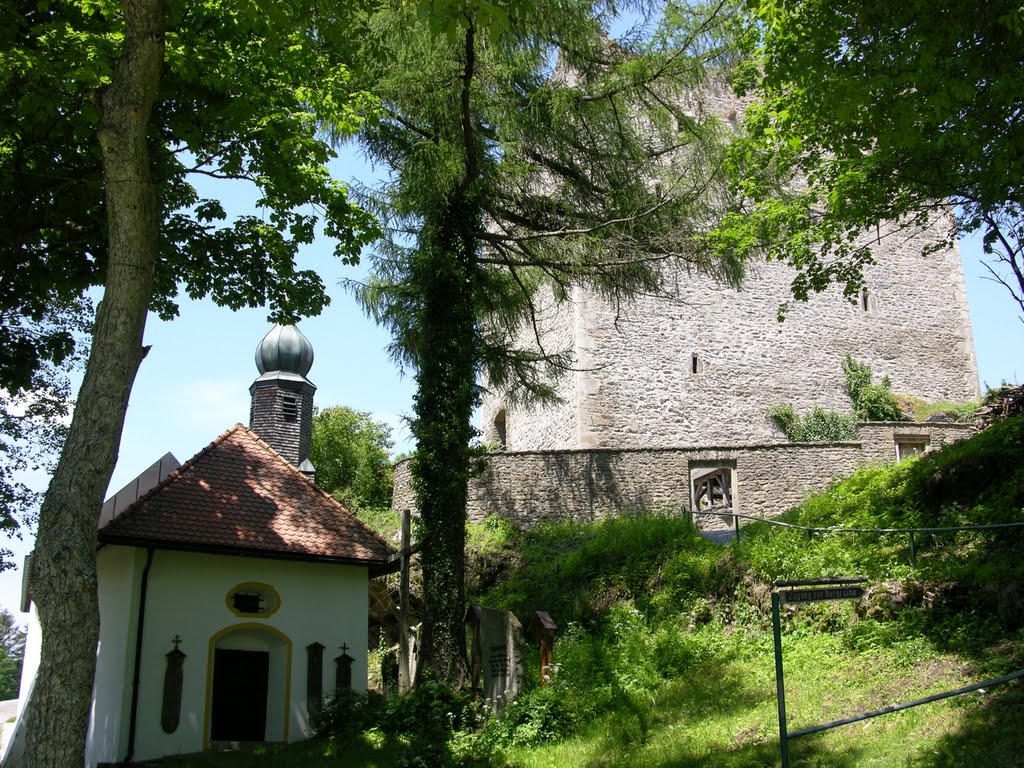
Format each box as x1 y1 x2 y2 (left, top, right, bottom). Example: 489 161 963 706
249 324 316 473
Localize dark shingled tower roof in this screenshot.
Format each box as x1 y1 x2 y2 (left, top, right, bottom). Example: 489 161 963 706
99 424 395 572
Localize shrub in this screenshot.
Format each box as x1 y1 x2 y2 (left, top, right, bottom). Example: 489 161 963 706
767 403 856 441
843 353 905 421
316 683 483 768
477 513 718 622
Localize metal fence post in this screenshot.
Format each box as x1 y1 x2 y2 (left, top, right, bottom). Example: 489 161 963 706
734 512 741 543
772 591 790 768
909 530 917 569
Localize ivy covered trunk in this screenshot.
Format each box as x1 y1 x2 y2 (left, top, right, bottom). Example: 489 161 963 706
408 23 482 686
409 209 479 685
25 1 164 765
351 3 739 687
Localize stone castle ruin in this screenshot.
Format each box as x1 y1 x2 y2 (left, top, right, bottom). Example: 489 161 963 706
479 214 977 454
395 88 981 529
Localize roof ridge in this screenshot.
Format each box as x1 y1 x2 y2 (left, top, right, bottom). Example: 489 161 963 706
301 467 395 549
237 427 394 550
101 424 247 532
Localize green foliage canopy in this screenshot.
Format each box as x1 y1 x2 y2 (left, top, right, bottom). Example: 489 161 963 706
713 0 1024 314
0 0 379 392
309 406 393 511
0 0 380 564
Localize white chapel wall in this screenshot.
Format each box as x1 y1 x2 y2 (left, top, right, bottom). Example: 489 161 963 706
88 546 145 766
123 551 368 764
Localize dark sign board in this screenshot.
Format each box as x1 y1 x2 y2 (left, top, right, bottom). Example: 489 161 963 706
780 586 864 604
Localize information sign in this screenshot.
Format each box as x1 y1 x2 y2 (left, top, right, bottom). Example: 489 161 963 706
780 586 864 604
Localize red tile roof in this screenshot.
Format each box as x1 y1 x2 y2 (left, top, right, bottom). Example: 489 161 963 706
99 425 395 569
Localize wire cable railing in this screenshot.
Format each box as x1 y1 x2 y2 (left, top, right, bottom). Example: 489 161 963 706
685 508 1024 567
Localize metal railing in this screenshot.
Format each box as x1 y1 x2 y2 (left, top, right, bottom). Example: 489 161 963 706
771 577 1024 767
685 508 1024 567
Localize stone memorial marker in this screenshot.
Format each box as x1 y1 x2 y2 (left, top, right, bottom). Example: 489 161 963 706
466 604 525 713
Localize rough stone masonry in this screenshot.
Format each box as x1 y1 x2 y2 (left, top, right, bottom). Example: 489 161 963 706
408 85 981 527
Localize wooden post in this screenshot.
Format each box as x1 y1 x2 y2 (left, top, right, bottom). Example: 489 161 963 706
528 611 557 686
335 643 354 691
306 642 325 719
398 509 412 693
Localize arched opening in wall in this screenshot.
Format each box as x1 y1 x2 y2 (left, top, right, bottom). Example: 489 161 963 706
206 624 291 746
689 460 737 532
494 410 507 447
860 287 876 314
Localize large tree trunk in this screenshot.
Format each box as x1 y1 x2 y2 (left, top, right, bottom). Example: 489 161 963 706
409 212 478 687
410 22 481 687
25 1 165 765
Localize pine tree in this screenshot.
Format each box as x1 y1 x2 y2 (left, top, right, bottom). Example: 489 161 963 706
351 0 743 685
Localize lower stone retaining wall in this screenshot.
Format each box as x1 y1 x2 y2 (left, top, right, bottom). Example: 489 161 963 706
391 422 975 526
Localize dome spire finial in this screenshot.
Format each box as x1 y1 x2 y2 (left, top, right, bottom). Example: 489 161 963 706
255 324 314 377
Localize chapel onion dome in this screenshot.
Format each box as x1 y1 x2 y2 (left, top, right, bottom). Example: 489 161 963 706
255 324 314 377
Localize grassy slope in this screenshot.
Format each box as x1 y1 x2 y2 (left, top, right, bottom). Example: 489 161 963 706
495 416 1024 767
158 415 1024 767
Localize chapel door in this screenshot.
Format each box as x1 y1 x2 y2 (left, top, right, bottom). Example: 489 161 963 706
210 648 269 741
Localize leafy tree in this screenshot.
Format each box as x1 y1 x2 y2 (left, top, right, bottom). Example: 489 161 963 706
0 609 26 701
351 0 742 684
0 302 90 570
310 406 394 510
6 1 378 764
712 0 1024 315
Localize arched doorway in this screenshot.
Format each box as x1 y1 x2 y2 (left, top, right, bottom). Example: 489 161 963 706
205 624 292 745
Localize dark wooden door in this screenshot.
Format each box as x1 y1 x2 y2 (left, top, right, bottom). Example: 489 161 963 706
210 648 269 741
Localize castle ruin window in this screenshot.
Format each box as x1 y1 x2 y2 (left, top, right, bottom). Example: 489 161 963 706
692 467 732 512
860 287 876 313
689 460 738 532
895 436 928 461
494 410 507 447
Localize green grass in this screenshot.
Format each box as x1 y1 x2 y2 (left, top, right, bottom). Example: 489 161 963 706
143 732 405 767
156 415 1024 767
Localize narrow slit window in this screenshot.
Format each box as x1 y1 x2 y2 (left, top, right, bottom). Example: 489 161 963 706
861 288 870 312
691 354 699 375
494 410 507 447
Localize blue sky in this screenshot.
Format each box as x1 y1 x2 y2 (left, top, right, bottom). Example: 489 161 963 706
0 153 1021 618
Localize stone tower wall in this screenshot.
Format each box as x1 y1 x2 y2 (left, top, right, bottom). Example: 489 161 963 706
480 288 579 451
482 214 979 451
394 422 975 525
479 79 979 452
